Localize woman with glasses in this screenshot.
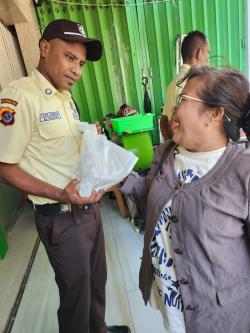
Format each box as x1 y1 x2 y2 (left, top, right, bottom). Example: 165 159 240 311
120 66 250 333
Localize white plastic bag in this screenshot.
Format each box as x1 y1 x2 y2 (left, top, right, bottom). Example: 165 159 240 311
76 122 138 197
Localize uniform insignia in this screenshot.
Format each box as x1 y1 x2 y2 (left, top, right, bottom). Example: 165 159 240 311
70 101 79 120
40 111 61 122
45 88 52 95
0 106 16 126
77 24 86 37
1 98 18 106
70 101 77 111
73 111 80 120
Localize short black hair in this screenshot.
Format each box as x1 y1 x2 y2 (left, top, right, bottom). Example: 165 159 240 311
181 30 207 62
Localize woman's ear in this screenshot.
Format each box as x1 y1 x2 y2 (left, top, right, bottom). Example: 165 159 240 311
211 107 225 121
206 107 224 127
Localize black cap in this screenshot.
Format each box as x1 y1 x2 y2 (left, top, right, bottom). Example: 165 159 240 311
41 19 102 61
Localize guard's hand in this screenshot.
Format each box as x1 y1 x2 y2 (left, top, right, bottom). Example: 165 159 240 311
86 188 105 203
94 120 102 135
61 179 105 205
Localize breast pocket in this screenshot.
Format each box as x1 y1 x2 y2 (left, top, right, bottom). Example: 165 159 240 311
39 122 65 139
38 122 66 156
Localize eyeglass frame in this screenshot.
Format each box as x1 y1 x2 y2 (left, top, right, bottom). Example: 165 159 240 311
175 94 231 122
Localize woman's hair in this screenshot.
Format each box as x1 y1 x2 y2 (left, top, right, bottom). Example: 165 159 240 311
179 66 250 141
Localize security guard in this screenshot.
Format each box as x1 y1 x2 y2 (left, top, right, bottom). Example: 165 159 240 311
0 19 130 333
160 30 210 141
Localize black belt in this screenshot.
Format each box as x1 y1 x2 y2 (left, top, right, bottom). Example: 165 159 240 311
35 203 93 216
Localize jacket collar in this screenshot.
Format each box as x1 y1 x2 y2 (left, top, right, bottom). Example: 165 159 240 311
167 141 239 189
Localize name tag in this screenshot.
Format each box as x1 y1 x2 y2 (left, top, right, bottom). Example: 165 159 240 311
73 111 80 120
40 112 61 122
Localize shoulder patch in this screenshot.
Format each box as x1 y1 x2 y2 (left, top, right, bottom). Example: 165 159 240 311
0 107 16 126
1 98 18 107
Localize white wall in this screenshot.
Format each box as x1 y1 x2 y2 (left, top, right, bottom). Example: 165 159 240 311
0 23 26 89
0 0 41 76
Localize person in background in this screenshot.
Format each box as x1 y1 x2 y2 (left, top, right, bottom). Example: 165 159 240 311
120 66 250 332
160 30 210 141
0 19 130 333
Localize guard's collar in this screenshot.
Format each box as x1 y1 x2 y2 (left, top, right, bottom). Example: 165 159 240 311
31 68 71 100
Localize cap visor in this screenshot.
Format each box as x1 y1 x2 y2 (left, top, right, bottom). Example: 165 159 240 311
84 39 103 61
58 35 102 61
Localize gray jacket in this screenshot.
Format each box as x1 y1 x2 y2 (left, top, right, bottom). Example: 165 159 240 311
120 141 250 333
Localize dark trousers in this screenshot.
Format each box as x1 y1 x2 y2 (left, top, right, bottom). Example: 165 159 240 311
35 204 107 333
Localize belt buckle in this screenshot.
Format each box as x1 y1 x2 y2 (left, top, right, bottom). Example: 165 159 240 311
60 204 71 213
79 204 89 210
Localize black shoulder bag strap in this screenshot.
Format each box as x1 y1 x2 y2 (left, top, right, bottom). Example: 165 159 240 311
154 140 175 177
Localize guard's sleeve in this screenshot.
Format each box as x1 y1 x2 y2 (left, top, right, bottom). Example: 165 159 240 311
0 86 35 163
161 80 176 119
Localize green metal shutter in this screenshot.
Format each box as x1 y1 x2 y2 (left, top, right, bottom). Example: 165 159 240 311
36 0 246 144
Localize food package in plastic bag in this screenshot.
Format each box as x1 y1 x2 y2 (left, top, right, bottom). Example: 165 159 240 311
76 122 138 197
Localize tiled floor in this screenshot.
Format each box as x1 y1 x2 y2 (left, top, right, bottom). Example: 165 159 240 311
2 198 166 333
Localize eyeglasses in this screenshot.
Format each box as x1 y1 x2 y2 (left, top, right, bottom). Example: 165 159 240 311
175 94 231 122
175 94 207 109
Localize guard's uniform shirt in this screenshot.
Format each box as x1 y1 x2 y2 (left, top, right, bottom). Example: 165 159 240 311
162 64 190 119
0 69 82 204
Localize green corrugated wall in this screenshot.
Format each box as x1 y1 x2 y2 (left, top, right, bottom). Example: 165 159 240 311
36 0 247 143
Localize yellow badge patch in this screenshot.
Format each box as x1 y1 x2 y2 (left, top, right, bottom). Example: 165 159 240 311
1 98 18 106
0 106 16 126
